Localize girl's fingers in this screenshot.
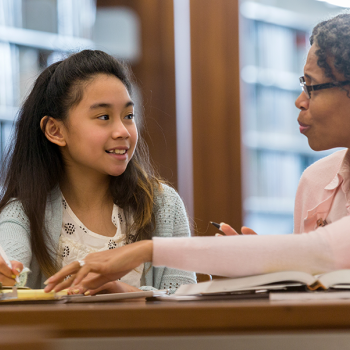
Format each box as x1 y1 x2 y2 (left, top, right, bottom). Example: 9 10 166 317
220 223 239 236
10 261 24 276
0 257 14 279
0 275 16 286
85 282 111 296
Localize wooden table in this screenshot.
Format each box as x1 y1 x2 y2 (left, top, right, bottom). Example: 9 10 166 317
2 298 350 349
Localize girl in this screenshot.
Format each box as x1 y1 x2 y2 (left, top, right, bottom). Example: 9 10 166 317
45 13 350 292
0 50 196 293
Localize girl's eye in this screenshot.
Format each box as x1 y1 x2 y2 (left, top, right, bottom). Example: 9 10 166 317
98 115 109 120
125 113 135 120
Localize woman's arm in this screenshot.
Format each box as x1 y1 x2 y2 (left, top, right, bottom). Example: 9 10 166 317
153 216 350 276
46 214 350 292
44 240 153 292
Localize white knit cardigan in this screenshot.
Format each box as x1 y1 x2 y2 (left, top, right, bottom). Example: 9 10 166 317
0 184 196 292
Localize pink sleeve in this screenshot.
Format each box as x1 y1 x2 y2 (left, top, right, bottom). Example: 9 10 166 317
153 216 350 277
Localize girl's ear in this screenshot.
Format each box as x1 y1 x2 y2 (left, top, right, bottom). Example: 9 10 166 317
40 116 67 147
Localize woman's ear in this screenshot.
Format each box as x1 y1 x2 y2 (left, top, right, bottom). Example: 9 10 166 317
40 116 67 147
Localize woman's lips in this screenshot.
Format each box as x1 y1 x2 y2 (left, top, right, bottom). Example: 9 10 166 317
298 121 311 134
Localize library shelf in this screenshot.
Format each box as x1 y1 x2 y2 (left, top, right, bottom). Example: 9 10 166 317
244 196 295 215
242 131 336 157
0 106 18 122
240 1 312 31
240 66 300 92
0 25 94 52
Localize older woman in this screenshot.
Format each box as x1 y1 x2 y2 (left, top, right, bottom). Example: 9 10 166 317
45 13 350 294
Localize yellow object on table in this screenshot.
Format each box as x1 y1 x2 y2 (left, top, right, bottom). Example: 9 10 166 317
0 289 68 302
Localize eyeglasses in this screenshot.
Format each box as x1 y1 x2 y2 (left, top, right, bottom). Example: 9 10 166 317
299 76 350 99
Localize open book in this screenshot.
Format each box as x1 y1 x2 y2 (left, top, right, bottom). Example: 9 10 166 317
174 270 350 297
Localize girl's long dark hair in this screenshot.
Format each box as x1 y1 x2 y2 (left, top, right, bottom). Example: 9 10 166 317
0 50 161 277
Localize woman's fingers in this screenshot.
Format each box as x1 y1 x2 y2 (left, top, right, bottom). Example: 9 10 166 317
80 274 111 292
45 240 153 293
71 265 94 288
220 223 239 235
44 262 85 292
218 223 258 236
241 226 258 235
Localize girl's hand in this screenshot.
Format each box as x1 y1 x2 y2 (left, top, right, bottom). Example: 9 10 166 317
217 223 258 236
0 256 23 286
44 240 153 293
84 280 141 296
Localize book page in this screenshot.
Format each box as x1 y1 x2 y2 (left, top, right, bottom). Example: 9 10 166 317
318 270 350 289
201 271 317 295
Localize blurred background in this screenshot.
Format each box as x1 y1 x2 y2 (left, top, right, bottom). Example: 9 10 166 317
0 0 347 236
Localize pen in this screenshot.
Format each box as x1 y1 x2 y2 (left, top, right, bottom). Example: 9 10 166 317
0 245 20 283
210 221 243 235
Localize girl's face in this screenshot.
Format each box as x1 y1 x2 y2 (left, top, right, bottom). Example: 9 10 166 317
61 74 138 177
295 44 350 151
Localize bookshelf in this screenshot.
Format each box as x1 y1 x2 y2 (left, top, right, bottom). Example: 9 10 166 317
240 1 342 235
0 0 95 157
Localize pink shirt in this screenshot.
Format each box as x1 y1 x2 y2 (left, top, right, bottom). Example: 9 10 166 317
153 149 350 277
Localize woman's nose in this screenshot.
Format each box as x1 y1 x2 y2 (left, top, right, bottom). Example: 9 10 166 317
295 91 309 110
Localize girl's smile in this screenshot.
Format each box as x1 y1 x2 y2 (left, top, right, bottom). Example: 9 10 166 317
106 147 129 160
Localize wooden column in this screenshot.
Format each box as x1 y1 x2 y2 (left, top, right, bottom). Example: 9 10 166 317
190 0 243 235
97 0 243 234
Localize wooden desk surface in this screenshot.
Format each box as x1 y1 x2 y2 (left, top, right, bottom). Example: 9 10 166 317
1 299 350 337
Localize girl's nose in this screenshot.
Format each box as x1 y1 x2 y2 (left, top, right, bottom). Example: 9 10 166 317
111 120 130 139
295 91 309 111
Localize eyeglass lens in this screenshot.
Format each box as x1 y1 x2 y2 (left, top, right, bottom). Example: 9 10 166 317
299 77 310 99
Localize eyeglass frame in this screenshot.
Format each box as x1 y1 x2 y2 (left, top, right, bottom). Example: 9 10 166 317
299 76 350 99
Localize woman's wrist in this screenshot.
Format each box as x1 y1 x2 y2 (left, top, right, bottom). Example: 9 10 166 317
139 240 153 263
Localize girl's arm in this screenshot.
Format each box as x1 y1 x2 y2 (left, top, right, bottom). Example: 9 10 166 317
0 203 32 268
0 254 23 286
0 202 32 285
148 185 196 292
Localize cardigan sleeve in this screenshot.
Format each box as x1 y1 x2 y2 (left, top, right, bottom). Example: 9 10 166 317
145 184 196 293
0 200 32 267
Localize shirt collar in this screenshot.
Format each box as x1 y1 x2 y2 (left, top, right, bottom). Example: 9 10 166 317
324 149 350 190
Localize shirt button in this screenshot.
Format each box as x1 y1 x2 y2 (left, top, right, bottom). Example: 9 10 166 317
316 218 327 227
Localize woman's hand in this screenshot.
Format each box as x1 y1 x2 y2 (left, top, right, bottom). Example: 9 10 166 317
44 240 153 293
0 256 23 286
217 223 258 236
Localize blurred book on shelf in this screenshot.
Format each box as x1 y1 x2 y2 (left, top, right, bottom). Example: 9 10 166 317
0 0 97 161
